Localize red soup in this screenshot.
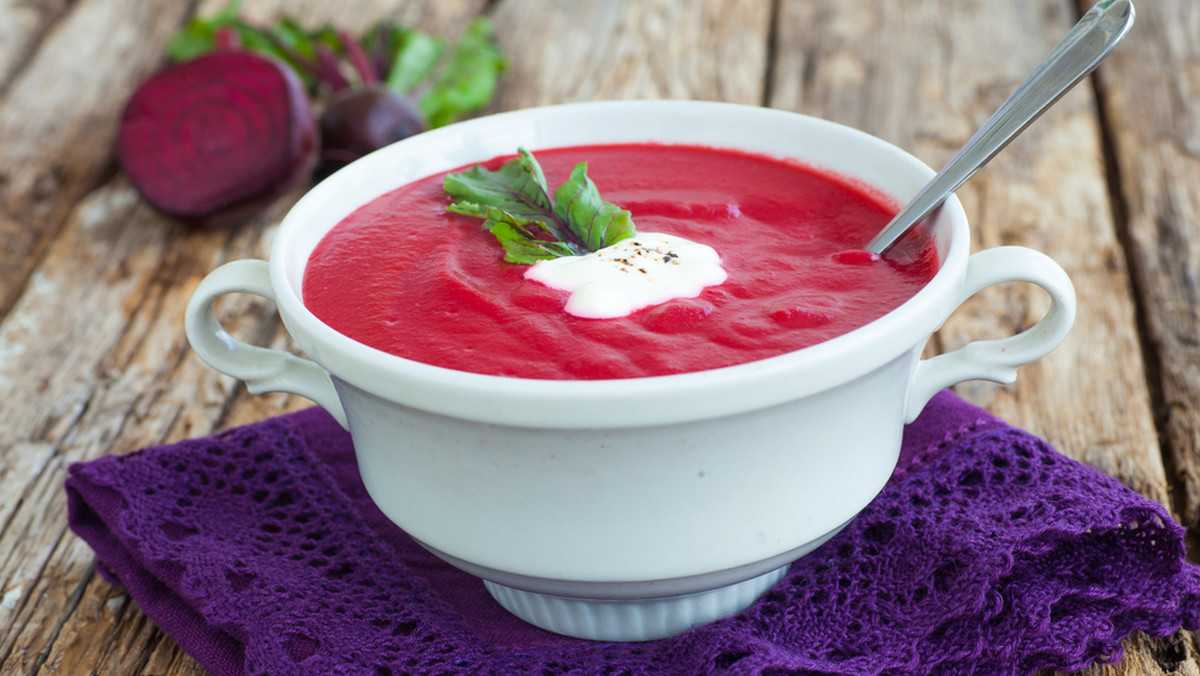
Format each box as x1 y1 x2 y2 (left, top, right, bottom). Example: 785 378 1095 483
303 144 938 380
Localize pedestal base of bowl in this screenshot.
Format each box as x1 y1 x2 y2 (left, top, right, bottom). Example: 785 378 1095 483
417 522 848 642
483 564 789 641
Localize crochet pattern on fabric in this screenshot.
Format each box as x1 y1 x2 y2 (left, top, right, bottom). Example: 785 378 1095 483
66 391 1200 675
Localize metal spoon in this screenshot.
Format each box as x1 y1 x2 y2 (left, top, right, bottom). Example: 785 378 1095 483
864 0 1135 255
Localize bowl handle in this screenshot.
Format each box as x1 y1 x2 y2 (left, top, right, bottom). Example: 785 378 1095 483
185 259 349 428
904 246 1077 423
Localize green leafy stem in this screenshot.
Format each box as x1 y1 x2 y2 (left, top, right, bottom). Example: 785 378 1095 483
444 148 637 264
167 0 504 129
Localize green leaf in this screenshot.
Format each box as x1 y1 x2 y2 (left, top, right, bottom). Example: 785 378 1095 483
386 31 446 95
166 29 217 62
553 163 637 253
475 208 579 264
163 7 504 129
311 23 343 51
165 18 225 61
444 149 562 236
238 24 294 61
166 0 246 61
444 148 636 264
166 7 302 75
418 18 506 128
271 17 319 60
166 0 242 57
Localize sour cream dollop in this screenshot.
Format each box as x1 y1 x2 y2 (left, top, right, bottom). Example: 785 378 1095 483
524 232 727 319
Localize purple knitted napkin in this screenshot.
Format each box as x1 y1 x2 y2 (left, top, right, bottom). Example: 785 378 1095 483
66 391 1200 675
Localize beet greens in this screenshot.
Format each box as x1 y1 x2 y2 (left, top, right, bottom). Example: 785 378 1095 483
119 1 505 221
167 4 505 170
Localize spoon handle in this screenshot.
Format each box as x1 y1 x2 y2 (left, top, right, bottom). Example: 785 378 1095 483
864 0 1135 255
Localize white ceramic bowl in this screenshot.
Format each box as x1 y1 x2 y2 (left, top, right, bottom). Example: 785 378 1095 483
185 100 1076 641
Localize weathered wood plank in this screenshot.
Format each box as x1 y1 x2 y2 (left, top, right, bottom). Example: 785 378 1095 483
0 0 1190 675
1097 0 1200 531
0 182 238 674
0 2 491 673
0 0 192 322
772 1 1184 674
0 0 72 93
490 0 770 107
224 0 485 38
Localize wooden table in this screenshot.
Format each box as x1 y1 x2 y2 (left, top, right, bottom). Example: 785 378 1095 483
1 0 1196 673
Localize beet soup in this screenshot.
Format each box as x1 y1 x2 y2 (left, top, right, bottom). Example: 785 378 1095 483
302 144 939 380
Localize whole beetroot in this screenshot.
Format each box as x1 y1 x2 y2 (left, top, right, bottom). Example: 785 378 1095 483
318 86 427 168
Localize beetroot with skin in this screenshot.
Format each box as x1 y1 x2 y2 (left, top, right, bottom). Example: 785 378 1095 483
117 50 318 221
318 85 427 172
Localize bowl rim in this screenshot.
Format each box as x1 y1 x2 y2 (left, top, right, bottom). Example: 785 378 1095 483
269 100 969 428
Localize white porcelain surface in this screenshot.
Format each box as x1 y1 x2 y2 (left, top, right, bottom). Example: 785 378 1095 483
185 100 1077 640
484 565 791 642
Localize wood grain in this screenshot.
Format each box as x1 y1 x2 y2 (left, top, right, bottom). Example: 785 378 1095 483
0 0 192 320
0 2 482 673
0 0 1196 674
490 0 770 107
1099 0 1200 531
0 0 72 93
770 1 1192 674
